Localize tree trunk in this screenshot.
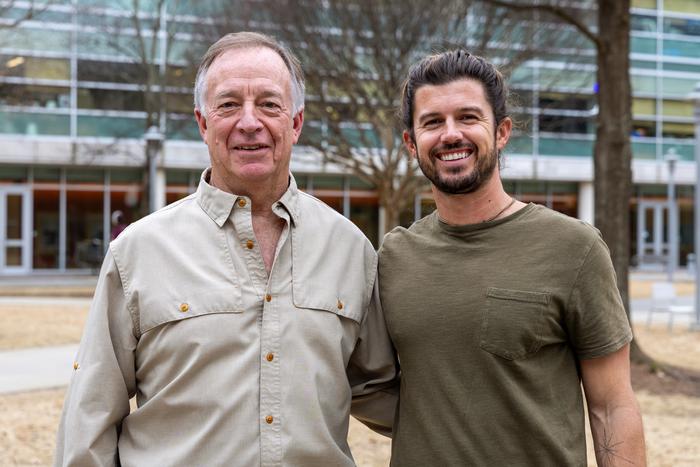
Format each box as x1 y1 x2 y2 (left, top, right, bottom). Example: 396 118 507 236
595 0 649 363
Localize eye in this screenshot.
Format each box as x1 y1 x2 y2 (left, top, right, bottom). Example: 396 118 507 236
459 114 478 122
423 118 441 128
217 101 238 110
261 101 281 110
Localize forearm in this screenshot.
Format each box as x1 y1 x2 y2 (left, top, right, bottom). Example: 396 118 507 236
589 400 646 467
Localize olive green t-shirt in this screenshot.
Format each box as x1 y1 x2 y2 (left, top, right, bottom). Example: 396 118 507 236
378 203 632 467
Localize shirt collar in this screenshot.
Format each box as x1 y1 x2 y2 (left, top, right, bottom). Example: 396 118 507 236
196 168 300 228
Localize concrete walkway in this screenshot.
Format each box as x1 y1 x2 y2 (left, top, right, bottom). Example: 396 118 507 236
0 344 78 394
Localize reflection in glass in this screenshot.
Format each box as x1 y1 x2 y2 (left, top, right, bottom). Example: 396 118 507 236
6 247 22 266
6 195 22 240
67 190 104 269
33 190 59 269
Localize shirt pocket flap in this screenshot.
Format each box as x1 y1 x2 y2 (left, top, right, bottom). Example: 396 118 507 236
139 287 244 334
292 287 362 324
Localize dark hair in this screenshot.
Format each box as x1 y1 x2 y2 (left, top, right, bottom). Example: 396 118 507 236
400 49 509 139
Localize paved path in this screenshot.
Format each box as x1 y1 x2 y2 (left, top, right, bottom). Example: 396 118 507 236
0 293 697 395
0 344 78 394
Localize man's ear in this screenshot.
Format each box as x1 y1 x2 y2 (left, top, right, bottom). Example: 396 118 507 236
194 109 208 143
291 109 304 144
403 130 417 158
495 117 512 151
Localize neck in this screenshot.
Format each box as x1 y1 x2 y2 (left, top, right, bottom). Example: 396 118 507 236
433 175 517 226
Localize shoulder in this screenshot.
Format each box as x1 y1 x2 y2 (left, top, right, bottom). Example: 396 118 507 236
379 213 434 262
109 194 199 253
297 190 372 247
523 204 600 245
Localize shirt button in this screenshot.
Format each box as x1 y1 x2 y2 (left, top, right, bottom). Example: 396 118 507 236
265 415 274 424
266 353 274 362
238 198 247 208
180 303 189 312
265 294 272 302
73 362 80 370
246 240 254 249
337 299 343 310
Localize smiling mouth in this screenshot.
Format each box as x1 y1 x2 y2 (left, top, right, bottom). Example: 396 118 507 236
234 144 269 151
436 149 473 161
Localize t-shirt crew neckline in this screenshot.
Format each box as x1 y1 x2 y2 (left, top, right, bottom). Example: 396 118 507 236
435 202 536 235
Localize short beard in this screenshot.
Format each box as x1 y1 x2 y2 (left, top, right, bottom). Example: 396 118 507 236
417 147 499 195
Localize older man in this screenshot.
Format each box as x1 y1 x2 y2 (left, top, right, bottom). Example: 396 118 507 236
379 50 645 466
55 32 396 466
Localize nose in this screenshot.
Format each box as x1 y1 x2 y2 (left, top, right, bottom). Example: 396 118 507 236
236 103 263 134
440 118 462 145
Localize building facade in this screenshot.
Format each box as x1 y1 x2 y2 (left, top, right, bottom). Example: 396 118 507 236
0 0 697 274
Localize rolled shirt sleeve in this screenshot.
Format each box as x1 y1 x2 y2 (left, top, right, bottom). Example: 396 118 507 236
54 249 137 466
348 280 399 437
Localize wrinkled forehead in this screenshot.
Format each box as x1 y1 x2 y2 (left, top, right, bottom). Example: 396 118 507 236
208 46 292 90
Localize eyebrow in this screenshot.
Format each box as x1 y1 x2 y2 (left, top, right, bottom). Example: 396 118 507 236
213 89 284 101
417 106 485 124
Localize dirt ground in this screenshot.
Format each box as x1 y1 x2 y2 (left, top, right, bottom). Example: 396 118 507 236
1 292 699 466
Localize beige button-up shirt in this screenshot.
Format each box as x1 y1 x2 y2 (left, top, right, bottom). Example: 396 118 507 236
55 171 397 466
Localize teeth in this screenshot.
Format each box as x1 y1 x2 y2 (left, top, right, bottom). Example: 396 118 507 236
238 145 263 150
439 151 470 161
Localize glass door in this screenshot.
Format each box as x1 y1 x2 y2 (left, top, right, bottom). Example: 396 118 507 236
0 186 32 274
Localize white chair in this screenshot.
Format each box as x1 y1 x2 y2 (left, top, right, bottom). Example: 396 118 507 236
646 282 694 331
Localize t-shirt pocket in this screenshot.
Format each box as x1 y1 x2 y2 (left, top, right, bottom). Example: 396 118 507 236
479 287 550 360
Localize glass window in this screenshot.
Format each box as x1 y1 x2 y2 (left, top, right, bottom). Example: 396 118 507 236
166 93 194 114
33 167 61 182
539 137 593 157
665 0 700 14
337 127 381 148
663 39 700 57
631 75 656 94
0 111 70 136
662 77 698 97
67 190 105 269
110 188 144 241
662 142 694 160
111 168 143 183
538 93 593 111
0 55 70 80
0 167 28 183
350 197 379 248
166 117 200 141
33 189 60 269
78 59 148 84
312 175 344 189
631 59 657 70
662 122 694 138
631 36 657 54
632 98 655 116
632 120 656 137
77 32 157 60
662 100 692 117
167 66 197 87
538 68 595 91
539 115 594 134
0 28 71 53
631 14 657 32
631 0 656 7
506 135 533 155
78 88 145 111
67 169 104 183
632 141 656 159
663 62 700 73
77 115 146 138
664 17 700 36
0 83 71 108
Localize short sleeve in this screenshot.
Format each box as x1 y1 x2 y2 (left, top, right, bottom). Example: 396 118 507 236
565 235 633 360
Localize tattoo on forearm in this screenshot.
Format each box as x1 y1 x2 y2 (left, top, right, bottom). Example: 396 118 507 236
596 428 635 466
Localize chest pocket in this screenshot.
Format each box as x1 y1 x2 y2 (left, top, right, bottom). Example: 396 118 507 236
479 287 550 360
139 287 243 335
